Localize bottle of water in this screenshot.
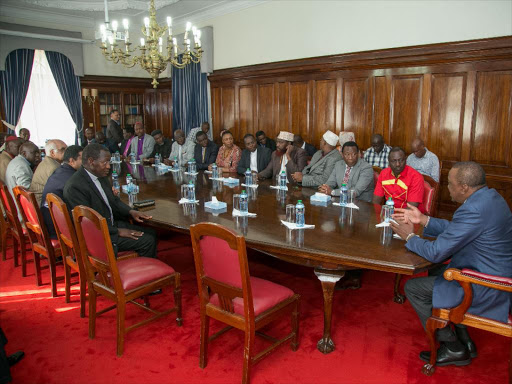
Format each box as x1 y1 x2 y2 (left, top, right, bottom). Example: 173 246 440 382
188 158 197 174
129 152 136 164
155 153 161 166
173 156 179 171
340 184 348 206
41 151 46 161
212 163 218 179
279 171 287 189
385 197 395 216
240 190 248 216
296 200 305 227
188 181 196 201
126 173 133 193
114 151 120 162
112 171 120 193
245 168 253 186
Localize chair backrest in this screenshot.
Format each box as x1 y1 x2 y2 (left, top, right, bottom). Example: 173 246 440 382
372 166 381 188
190 222 254 319
72 205 121 293
0 180 24 237
422 175 439 216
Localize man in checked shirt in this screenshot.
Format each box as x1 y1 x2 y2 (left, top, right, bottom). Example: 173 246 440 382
364 134 392 169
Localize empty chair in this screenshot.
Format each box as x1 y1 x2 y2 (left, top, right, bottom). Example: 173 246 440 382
73 205 182 356
190 222 300 384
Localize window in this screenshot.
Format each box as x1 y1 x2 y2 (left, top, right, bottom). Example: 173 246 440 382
18 50 76 147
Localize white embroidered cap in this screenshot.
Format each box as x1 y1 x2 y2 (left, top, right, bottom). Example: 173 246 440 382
323 130 339 147
277 131 294 142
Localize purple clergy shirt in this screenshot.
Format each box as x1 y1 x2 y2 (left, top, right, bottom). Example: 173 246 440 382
136 135 145 160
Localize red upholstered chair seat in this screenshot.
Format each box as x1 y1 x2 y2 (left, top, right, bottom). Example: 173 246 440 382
210 276 295 316
117 257 175 292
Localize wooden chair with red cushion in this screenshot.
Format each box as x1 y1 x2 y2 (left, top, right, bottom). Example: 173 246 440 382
422 268 512 381
190 222 300 384
0 180 30 276
372 166 382 188
72 205 182 356
13 186 62 296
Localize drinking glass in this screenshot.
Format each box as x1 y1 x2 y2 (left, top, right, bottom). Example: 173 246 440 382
233 194 241 212
286 204 296 223
349 189 356 205
181 184 192 201
380 205 392 223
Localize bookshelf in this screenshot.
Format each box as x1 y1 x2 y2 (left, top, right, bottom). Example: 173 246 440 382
98 91 145 133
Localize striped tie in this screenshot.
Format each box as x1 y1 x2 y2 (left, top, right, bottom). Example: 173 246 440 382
342 166 351 184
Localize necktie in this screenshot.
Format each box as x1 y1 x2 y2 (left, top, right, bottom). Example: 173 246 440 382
342 166 351 184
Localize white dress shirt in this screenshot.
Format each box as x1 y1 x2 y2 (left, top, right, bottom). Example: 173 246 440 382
85 169 114 224
250 149 258 172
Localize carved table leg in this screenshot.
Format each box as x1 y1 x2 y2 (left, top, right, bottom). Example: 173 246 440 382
314 268 345 354
393 273 406 304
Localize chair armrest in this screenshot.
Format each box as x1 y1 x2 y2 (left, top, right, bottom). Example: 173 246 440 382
444 268 512 293
117 251 139 260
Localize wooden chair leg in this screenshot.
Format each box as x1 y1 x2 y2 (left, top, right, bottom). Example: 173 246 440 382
1 229 7 261
49 257 58 298
89 286 97 339
242 329 255 384
393 273 406 304
13 238 19 268
79 274 86 318
422 316 449 376
20 241 27 277
64 263 71 303
291 299 299 351
34 251 42 286
174 273 182 326
117 301 126 357
199 310 209 369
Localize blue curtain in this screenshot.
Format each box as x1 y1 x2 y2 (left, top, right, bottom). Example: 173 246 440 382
172 57 208 136
45 51 83 144
0 49 35 133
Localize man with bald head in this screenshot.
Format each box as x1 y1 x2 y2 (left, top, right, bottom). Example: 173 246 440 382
5 141 41 202
166 129 194 167
407 138 440 182
0 136 22 183
364 133 391 169
31 139 67 204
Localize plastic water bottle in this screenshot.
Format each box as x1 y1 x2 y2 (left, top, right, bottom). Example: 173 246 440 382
173 156 179 171
385 197 395 217
340 184 348 206
126 173 133 193
129 152 136 164
279 171 287 189
155 153 161 166
212 163 218 179
240 190 248 216
295 200 305 227
188 158 196 174
112 171 120 193
188 181 196 201
245 168 253 186
41 151 45 161
114 151 120 162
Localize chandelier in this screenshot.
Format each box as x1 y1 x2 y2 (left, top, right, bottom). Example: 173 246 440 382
98 0 203 88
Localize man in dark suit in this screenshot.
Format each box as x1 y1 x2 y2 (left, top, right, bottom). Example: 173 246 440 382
83 127 96 146
120 127 135 158
106 109 122 145
293 134 316 157
148 129 172 161
392 161 512 367
194 131 219 171
237 134 271 175
255 130 277 152
63 143 157 258
95 131 118 154
41 145 83 238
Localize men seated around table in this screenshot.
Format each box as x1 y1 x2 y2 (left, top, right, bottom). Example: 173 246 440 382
120 127 135 158
364 133 392 169
5 141 41 202
236 133 272 175
95 131 118 154
209 130 242 173
165 129 194 167
18 128 30 143
31 139 67 205
40 145 83 238
391 162 512 367
106 109 122 145
186 122 210 145
319 141 374 202
373 147 425 211
63 143 157 258
148 129 172 162
258 131 307 183
83 127 96 146
291 131 341 187
194 131 219 171
407 138 440 182
255 130 277 152
129 122 155 161
293 134 316 157
0 137 22 183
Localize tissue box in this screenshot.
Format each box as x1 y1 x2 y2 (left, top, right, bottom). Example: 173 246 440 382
311 193 331 203
204 200 227 210
223 177 240 185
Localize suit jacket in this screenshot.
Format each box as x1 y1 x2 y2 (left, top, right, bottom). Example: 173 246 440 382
194 141 219 170
325 158 374 202
101 138 119 154
130 133 156 160
301 149 342 187
0 151 13 184
40 163 76 238
63 167 132 243
406 187 512 323
120 138 133 156
106 119 123 144
303 142 317 157
237 147 272 175
31 156 61 205
260 138 276 152
5 155 33 201
258 147 308 183
150 137 172 159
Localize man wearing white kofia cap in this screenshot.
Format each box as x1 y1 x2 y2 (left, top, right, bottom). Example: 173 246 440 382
258 131 308 183
291 131 342 187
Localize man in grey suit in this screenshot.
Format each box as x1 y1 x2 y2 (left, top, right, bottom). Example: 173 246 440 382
291 131 341 187
237 134 272 175
130 122 155 161
319 141 374 203
5 141 41 201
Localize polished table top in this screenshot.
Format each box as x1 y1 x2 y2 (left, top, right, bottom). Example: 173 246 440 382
116 163 431 275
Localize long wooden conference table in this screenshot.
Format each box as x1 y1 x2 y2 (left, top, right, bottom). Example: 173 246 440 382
117 162 433 354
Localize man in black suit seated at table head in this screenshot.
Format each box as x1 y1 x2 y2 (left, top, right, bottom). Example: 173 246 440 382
63 143 157 258
293 134 316 157
95 131 119 154
255 130 277 152
194 131 219 171
237 133 272 175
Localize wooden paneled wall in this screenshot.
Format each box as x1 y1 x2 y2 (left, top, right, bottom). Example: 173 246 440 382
209 36 512 215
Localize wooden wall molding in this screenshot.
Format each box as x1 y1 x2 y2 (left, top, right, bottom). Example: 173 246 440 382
208 36 512 215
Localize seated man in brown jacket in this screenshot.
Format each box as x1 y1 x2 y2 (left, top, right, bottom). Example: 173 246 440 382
258 131 308 183
31 139 67 204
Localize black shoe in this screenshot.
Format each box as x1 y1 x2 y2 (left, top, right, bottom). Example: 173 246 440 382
455 326 477 358
7 351 24 367
148 289 162 296
419 344 471 367
335 276 361 290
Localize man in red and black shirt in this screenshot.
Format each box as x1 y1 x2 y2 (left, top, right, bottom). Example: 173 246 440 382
373 147 425 212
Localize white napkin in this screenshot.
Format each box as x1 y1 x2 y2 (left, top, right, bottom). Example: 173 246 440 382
393 234 404 240
241 183 258 189
281 220 315 229
179 198 199 204
204 170 212 174
375 219 399 227
210 177 225 181
232 209 257 217
333 202 359 209
184 171 199 176
270 185 288 191
223 177 239 184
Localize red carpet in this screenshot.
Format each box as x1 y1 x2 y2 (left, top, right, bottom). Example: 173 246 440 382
0 234 508 384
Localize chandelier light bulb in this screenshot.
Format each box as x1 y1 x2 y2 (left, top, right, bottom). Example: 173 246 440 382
144 17 150 28
167 17 172 27
100 24 106 32
112 20 118 32
140 38 145 47
108 35 114 45
122 19 129 30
